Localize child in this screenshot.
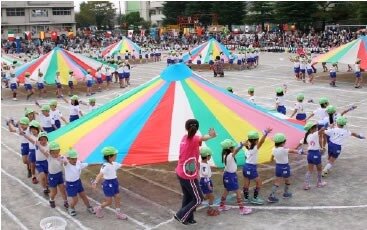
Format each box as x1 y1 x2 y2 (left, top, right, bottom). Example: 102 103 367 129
123 60 131 86
237 52 242 70
268 133 299 202
105 66 112 90
32 132 50 195
87 98 97 112
63 148 95 216
9 72 18 100
243 129 272 205
24 72 35 100
68 70 75 97
306 59 315 84
62 95 83 122
324 105 357 128
24 120 41 184
199 146 220 216
248 87 255 104
49 99 68 129
275 85 287 115
219 139 252 215
290 93 306 121
329 63 337 87
55 70 63 98
92 147 127 220
299 55 306 82
95 66 103 92
322 116 365 177
117 63 125 88
322 62 328 72
39 105 57 133
37 71 46 98
37 141 69 208
354 59 362 88
302 122 327 190
292 56 300 80
84 69 94 96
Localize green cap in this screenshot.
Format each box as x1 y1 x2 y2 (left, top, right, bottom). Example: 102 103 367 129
25 108 34 116
227 87 233 92
89 98 96 103
221 139 237 149
248 131 259 140
69 70 73 74
273 133 286 144
49 99 57 106
67 148 78 158
319 97 329 105
49 141 60 151
304 121 316 131
71 95 79 101
336 116 347 126
41 105 50 111
248 87 255 92
200 146 212 157
102 146 118 156
297 93 304 101
276 87 283 93
19 117 30 125
326 105 336 114
38 131 48 140
25 72 31 76
29 120 40 129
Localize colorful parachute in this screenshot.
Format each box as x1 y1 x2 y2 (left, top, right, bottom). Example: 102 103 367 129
182 38 235 64
313 36 367 69
49 63 304 167
1 54 24 66
15 47 116 84
101 37 141 58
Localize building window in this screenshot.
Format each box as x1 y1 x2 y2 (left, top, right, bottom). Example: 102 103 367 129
31 9 48 17
6 8 25 16
149 10 156 16
52 8 71 15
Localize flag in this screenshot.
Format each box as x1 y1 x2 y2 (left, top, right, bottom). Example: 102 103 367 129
39 31 45 40
8 30 15 41
24 31 32 40
128 30 133 38
51 31 58 41
140 29 145 37
15 37 21 53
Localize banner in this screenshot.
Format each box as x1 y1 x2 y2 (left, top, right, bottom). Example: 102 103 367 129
39 31 45 40
127 30 133 38
51 31 58 41
15 36 21 53
24 31 32 40
8 30 15 41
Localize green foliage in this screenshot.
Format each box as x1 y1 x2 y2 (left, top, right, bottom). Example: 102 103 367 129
76 1 116 29
211 1 247 26
245 1 275 30
162 1 188 25
118 12 151 30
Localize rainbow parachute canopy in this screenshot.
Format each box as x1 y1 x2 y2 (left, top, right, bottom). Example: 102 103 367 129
49 63 304 167
1 54 24 66
101 37 141 58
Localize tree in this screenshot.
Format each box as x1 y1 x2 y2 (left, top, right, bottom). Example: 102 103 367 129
211 1 247 27
75 1 116 29
118 12 151 30
245 2 275 31
184 2 213 25
162 1 188 25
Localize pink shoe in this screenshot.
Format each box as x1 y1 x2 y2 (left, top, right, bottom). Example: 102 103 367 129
303 183 311 190
218 206 231 212
93 206 104 218
239 207 252 215
116 211 128 220
316 181 327 188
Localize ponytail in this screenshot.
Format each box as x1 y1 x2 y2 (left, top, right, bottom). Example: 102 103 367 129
222 149 231 165
187 125 198 139
329 114 334 125
185 119 199 139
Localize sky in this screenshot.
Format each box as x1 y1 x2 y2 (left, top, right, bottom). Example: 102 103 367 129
74 0 126 13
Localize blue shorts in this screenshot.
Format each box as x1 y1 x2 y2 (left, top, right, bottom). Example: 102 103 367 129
242 163 258 180
328 142 342 159
330 72 336 78
96 78 103 84
167 59 171 64
355 72 361 78
318 124 326 130
21 143 29 156
102 178 120 197
209 60 214 65
179 59 183 63
37 83 44 90
223 172 239 191
24 84 32 90
229 59 234 64
294 67 300 73
277 105 286 115
145 54 149 59
86 80 93 87
43 127 54 133
55 120 61 129
56 83 62 89
10 83 17 91
300 69 306 74
69 115 79 122
125 56 129 60
123 72 130 78
68 81 74 88
28 149 36 163
66 179 84 197
296 113 306 121
307 69 313 75
106 75 112 82
307 150 322 165
275 163 291 178
237 60 242 65
118 73 124 79
36 160 48 174
48 171 64 188
139 55 142 59
196 60 201 65
199 177 213 195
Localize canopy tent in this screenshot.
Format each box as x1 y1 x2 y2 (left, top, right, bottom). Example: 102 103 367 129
182 38 234 64
49 63 304 167
101 37 141 58
312 36 367 69
15 47 116 84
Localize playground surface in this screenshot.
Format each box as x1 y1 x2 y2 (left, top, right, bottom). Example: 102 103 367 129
1 52 367 230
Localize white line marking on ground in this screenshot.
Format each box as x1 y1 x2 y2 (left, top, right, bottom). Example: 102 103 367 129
150 217 175 230
218 204 367 210
1 204 30 230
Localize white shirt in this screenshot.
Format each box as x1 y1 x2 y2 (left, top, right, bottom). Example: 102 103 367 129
38 76 44 84
48 156 64 174
249 96 255 104
272 147 289 164
224 153 237 173
324 127 351 146
9 76 17 84
294 102 305 114
55 75 61 83
95 71 102 79
69 105 80 116
293 61 300 68
117 67 124 74
89 104 98 112
306 132 320 150
68 74 74 82
64 161 88 182
85 74 93 81
354 64 360 72
330 66 336 73
123 65 130 73
28 135 36 150
313 108 328 124
24 77 32 84
106 69 111 76
276 96 285 106
306 63 313 70
50 109 62 121
199 162 212 178
19 127 30 144
35 144 48 161
245 146 258 164
40 114 55 128
100 162 121 180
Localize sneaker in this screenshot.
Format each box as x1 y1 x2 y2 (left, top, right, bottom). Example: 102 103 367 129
283 192 292 199
32 177 38 184
250 197 264 205
303 183 311 190
68 208 76 216
116 211 128 220
322 170 328 177
267 196 279 203
174 214 188 225
239 207 252 215
49 200 56 208
186 219 197 225
244 198 251 204
316 181 327 188
64 201 69 209
88 206 96 215
218 205 231 212
94 206 103 218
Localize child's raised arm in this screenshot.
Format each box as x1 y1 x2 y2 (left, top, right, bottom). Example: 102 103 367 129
257 128 272 149
341 105 357 116
201 128 216 141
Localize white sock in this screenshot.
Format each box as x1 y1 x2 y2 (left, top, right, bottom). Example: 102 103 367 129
324 163 333 171
116 208 121 212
